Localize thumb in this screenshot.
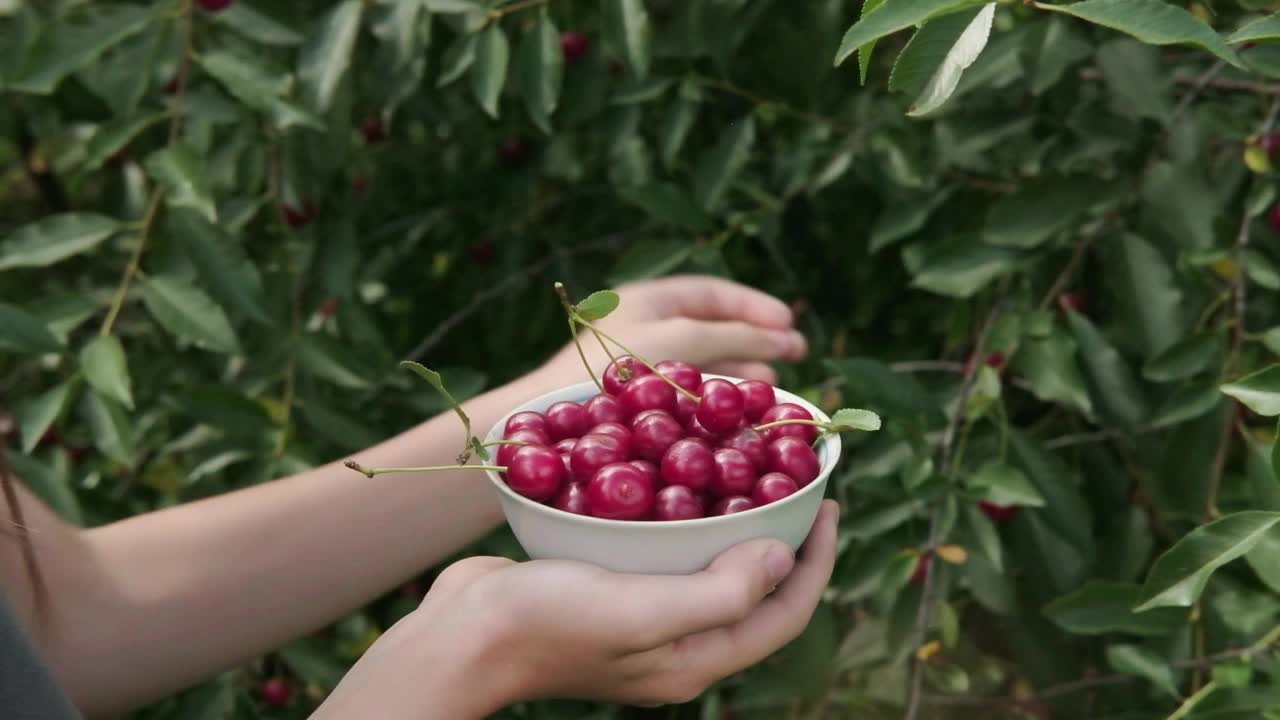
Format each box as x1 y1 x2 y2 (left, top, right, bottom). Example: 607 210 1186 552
618 538 796 647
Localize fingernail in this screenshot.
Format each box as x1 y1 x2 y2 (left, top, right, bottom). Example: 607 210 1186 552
765 547 795 583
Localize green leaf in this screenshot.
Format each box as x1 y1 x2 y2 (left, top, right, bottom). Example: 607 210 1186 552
1014 330 1095 415
145 144 216 223
437 32 477 87
298 0 363 113
834 0 982 66
970 461 1045 507
81 388 133 465
1149 383 1222 430
1142 162 1217 250
858 0 889 84
1245 523 1280 594
1211 659 1254 689
169 209 271 326
889 4 996 117
1022 17 1093 94
830 408 882 432
1009 431 1094 552
1038 0 1243 68
214 2 304 46
618 183 714 231
1244 248 1280 290
604 0 652 80
82 112 166 171
141 276 241 355
10 4 156 94
174 674 236 720
1044 580 1186 636
659 92 700 170
870 188 953 253
1274 418 1280 501
826 358 941 419
575 290 621 321
845 500 925 541
1110 234 1185 359
1143 332 1221 382
1105 644 1179 697
518 9 563 132
909 240 1016 298
1097 38 1172 124
79 335 133 410
692 115 756 213
297 335 371 390
8 452 82 526
1221 364 1280 416
471 23 510 118
983 175 1116 249
280 638 347 690
198 50 323 131
182 385 275 437
1135 511 1280 611
963 503 1003 573
0 214 121 271
1229 13 1280 44
607 239 694 285
0 302 63 354
1066 310 1148 431
16 380 77 455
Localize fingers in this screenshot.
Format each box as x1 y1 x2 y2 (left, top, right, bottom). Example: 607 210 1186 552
612 537 797 648
670 319 807 366
675 500 839 672
704 361 778 385
636 276 795 331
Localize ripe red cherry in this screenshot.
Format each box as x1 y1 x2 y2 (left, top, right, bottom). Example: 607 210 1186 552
655 360 703 393
737 380 776 422
766 437 821 487
674 392 697 424
711 496 756 515
752 472 799 506
553 438 577 455
632 410 684 461
506 445 567 501
1263 132 1280 157
1057 292 1087 314
603 355 652 396
587 422 632 456
498 428 549 466
758 403 817 444
281 203 313 228
570 433 628 483
499 136 529 165
720 427 768 473
629 459 659 486
584 394 625 426
360 116 386 144
660 438 715 492
258 677 293 706
560 31 591 62
505 411 549 437
197 0 233 11
619 373 677 418
587 463 655 520
686 415 718 442
654 485 704 521
553 482 590 516
560 453 572 474
711 448 757 497
979 501 1019 522
545 401 590 441
911 553 932 585
697 379 745 436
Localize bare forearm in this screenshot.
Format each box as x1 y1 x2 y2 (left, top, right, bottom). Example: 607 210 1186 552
54 367 561 717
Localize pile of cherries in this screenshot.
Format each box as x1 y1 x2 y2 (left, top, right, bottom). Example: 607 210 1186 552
495 357 824 521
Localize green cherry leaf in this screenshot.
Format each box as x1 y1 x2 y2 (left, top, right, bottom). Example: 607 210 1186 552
829 408 882 432
575 290 621 321
401 361 473 440
1221 364 1280 416
1135 511 1280 611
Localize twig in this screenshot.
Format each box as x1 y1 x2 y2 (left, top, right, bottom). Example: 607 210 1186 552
699 77 854 132
99 191 163 336
12 102 69 212
1079 67 1280 96
1168 681 1217 720
488 0 547 19
168 0 195 143
904 281 1009 720
890 360 967 373
1170 60 1226 122
0 441 48 625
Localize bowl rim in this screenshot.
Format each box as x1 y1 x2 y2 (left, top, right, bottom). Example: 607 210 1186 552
483 373 842 528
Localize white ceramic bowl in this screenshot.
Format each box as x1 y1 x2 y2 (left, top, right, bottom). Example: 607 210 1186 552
483 374 841 575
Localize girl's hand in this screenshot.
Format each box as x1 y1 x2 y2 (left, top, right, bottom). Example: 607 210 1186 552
313 500 839 719
541 274 808 386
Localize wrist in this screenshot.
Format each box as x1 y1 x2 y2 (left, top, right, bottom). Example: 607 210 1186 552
403 600 528 717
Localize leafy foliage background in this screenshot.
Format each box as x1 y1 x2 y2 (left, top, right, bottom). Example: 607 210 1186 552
8 0 1280 718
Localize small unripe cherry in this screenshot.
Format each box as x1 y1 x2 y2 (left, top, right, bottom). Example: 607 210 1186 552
545 401 590 441
697 379 745 435
654 360 703 393
505 445 566 501
720 427 768 473
553 481 590 516
587 463 655 520
752 472 799 506
619 373 677 419
765 436 820 487
584 394 626 426
258 677 293 707
632 410 684 462
711 448 757 497
737 380 776 422
711 496 756 516
498 428 549 466
505 411 549 437
654 485 704 521
587 421 633 456
660 438 715 492
570 433 628 484
603 355 651 396
758 403 817 444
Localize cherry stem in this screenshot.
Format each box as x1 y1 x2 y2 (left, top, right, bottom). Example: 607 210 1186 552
344 459 505 478
588 326 622 371
555 284 603 392
752 419 829 433
574 319 701 402
481 439 528 448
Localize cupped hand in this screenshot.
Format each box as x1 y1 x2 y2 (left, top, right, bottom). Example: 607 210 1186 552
415 500 838 711
541 274 808 386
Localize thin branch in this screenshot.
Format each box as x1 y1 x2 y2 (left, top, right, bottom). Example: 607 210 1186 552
1170 60 1226 122
168 0 195 143
700 77 854 132
98 192 163 336
905 281 1009 720
889 361 967 373
488 0 547 19
1079 67 1280 96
